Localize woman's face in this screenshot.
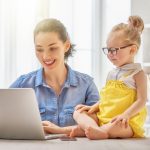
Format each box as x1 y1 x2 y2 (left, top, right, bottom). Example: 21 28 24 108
35 32 70 71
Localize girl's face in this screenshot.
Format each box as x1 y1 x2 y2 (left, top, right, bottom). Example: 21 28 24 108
106 32 137 67
35 32 70 71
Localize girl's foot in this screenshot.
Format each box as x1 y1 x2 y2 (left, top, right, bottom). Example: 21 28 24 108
70 125 85 137
85 126 108 140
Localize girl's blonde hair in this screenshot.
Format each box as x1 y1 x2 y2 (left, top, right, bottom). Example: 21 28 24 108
34 18 75 60
108 16 144 49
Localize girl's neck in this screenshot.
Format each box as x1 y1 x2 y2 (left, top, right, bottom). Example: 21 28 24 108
118 59 134 67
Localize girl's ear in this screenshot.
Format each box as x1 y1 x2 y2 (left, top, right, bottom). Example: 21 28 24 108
130 45 137 55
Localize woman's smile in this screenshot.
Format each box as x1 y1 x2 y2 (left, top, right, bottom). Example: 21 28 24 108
43 59 56 67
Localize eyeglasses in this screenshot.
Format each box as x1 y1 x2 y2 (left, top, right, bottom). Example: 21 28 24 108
102 44 134 55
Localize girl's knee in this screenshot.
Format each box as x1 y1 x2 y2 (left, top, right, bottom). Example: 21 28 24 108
73 110 88 122
73 110 81 120
106 123 133 138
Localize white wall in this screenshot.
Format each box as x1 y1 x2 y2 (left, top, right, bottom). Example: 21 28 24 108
100 0 131 88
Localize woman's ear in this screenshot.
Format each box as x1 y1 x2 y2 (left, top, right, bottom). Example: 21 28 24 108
64 40 71 52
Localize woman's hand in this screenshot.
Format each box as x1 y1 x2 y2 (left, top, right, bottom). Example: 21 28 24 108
42 121 61 134
110 113 130 128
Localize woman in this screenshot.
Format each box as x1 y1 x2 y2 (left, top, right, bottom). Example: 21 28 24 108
10 18 99 134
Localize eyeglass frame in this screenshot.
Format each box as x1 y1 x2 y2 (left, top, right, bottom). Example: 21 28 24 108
102 44 135 55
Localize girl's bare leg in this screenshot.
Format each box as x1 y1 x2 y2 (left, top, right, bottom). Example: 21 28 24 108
85 121 133 140
73 110 108 138
103 122 133 138
73 111 133 140
73 110 99 129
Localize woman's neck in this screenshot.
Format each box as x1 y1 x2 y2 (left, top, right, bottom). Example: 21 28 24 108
43 64 68 95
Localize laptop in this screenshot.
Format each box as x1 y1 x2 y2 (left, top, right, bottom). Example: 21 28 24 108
0 88 66 140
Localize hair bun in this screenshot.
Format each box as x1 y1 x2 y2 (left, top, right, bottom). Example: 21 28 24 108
128 16 144 34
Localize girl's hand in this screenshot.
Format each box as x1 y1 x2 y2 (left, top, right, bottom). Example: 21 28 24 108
75 104 92 112
75 103 99 114
88 103 99 114
110 114 129 128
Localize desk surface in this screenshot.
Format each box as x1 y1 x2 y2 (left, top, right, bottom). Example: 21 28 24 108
0 138 150 150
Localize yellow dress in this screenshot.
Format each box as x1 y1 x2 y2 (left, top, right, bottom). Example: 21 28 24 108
97 63 147 137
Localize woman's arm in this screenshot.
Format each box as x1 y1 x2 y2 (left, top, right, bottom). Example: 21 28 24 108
42 121 77 135
85 79 100 106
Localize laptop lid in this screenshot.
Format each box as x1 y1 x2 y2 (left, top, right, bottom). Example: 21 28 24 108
0 88 47 140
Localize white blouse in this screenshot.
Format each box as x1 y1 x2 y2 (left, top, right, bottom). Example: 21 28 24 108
106 63 142 89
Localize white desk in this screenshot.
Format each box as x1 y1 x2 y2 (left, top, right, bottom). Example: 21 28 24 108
0 138 150 150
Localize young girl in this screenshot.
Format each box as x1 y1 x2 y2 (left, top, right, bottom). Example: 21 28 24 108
71 16 147 139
